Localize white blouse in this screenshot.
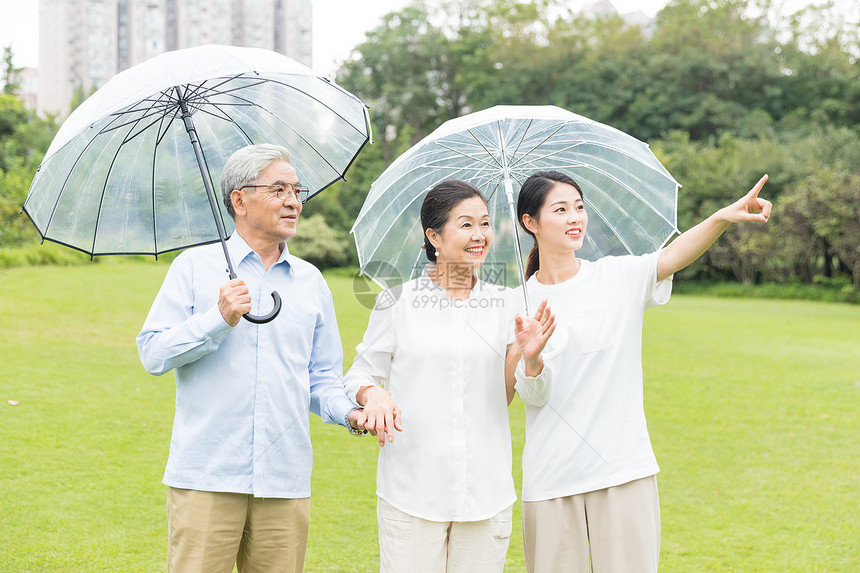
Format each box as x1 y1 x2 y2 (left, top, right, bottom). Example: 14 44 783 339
344 271 522 522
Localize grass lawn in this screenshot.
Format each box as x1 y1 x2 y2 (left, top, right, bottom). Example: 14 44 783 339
0 262 857 572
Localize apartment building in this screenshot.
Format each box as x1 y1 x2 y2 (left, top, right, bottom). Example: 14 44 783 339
38 0 313 116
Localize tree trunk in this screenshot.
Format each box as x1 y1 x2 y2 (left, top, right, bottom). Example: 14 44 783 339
823 241 833 278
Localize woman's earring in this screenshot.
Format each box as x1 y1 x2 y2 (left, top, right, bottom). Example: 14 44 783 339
434 250 439 257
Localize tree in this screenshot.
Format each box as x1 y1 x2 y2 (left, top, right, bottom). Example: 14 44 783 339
2 46 22 95
337 4 452 164
288 214 351 269
542 13 650 136
0 93 28 142
69 83 99 114
336 0 560 160
0 93 58 250
774 168 860 288
654 124 860 286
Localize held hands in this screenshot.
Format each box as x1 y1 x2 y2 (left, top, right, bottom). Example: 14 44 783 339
515 299 556 376
353 386 403 447
218 278 252 326
720 174 772 224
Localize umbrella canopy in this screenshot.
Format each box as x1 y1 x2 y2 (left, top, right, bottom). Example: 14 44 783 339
24 44 370 257
23 44 371 323
352 105 678 294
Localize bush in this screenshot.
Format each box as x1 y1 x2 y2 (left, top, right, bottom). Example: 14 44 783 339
0 242 93 268
673 279 860 304
288 214 352 270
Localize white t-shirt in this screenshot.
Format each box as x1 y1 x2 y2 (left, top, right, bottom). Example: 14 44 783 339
344 272 522 521
520 251 672 501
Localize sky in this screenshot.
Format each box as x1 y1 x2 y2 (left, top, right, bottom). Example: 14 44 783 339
0 0 854 76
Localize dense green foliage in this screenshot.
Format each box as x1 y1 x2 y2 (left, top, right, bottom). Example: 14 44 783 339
0 83 59 258
287 213 352 268
333 0 859 289
1 264 858 570
1 0 858 295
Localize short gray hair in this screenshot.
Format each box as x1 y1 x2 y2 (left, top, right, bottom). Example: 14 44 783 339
221 144 294 219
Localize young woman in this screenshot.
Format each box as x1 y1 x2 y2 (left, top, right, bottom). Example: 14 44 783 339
515 170 771 573
344 180 555 573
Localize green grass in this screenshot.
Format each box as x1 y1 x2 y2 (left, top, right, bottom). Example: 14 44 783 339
1 262 858 571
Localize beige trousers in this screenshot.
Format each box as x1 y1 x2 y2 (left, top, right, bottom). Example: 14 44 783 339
377 497 513 573
522 475 660 573
166 487 311 573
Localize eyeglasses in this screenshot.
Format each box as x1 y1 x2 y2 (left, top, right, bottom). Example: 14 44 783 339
240 182 310 203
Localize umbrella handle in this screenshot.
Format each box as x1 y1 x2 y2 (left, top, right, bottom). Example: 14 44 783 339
242 291 282 324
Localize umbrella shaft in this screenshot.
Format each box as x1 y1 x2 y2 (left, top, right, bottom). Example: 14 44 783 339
174 86 237 279
504 178 530 315
499 125 529 314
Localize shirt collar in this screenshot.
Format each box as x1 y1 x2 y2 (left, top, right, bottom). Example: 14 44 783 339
226 232 294 276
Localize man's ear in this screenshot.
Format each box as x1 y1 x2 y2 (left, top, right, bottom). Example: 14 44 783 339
231 189 246 217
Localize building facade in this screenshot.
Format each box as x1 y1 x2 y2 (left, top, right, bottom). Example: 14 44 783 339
38 0 313 116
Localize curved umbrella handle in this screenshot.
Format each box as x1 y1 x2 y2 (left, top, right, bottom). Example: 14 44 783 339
242 291 282 324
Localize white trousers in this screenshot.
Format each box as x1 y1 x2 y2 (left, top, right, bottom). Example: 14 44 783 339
377 497 513 573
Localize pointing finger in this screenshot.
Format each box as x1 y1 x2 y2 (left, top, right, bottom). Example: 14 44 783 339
747 174 768 200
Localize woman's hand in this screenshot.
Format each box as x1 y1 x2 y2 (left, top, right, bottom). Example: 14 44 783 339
657 174 772 282
514 299 556 376
718 174 772 224
356 385 403 447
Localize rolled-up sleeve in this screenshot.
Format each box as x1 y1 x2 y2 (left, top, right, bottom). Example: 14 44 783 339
514 360 553 407
644 249 673 310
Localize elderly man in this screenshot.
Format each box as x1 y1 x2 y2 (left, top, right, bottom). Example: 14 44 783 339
137 144 392 572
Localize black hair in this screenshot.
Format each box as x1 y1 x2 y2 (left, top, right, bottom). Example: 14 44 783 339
420 180 488 263
516 171 583 279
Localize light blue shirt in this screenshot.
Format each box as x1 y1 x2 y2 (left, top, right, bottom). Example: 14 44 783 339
136 233 357 498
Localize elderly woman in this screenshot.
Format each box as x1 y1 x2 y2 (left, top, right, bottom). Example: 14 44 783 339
344 179 555 573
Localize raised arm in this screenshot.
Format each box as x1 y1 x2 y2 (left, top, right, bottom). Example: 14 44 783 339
505 299 556 405
657 174 772 282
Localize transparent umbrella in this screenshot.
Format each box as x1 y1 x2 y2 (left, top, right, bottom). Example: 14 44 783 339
351 105 678 309
23 44 371 323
